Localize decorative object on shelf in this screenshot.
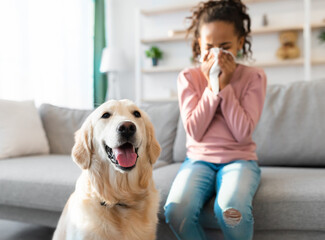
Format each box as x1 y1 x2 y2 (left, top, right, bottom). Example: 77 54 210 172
276 31 300 60
319 30 325 44
100 47 128 100
262 14 268 27
145 46 163 66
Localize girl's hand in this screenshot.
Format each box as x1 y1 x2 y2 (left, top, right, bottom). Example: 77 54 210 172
200 50 215 90
218 51 237 90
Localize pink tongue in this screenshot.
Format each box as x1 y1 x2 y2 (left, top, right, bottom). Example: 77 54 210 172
113 145 137 168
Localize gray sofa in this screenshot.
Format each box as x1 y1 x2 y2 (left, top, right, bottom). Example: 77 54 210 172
1 79 325 240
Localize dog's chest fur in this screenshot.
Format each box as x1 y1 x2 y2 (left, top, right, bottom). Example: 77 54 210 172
66 175 159 240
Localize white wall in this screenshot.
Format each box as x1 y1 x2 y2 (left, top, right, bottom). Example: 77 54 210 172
107 0 199 101
108 0 325 101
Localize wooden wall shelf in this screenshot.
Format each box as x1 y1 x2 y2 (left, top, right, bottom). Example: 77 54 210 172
142 58 325 73
140 0 282 16
141 22 325 44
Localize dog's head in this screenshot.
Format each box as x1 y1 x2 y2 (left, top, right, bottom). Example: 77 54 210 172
72 99 161 173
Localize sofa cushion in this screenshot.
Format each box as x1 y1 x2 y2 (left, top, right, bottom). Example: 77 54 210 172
39 104 92 154
253 80 325 166
154 164 325 231
0 100 49 159
253 167 325 231
140 102 179 166
173 118 186 162
0 155 80 212
153 163 182 219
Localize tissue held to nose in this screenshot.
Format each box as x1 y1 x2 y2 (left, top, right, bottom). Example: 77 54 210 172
209 48 222 95
200 47 236 95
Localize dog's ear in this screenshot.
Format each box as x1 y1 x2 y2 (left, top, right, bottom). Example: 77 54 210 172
144 114 161 165
72 119 93 170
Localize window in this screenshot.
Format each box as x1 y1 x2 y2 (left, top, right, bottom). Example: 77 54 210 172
0 0 94 109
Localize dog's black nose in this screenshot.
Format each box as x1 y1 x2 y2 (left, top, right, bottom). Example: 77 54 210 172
117 121 136 138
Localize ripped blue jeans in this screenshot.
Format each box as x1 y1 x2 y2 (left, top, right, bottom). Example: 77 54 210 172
164 158 261 240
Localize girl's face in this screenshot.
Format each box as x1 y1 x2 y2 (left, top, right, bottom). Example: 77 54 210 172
198 21 244 57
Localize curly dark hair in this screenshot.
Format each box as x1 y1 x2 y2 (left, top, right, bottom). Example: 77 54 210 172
186 0 252 61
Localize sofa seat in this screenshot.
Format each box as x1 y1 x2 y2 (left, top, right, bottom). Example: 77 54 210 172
0 155 80 212
2 156 325 236
153 163 325 232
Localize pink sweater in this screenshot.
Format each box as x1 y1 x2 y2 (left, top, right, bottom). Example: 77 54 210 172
178 64 267 164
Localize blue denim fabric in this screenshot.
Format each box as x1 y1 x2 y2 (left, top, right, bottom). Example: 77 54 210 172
164 158 261 240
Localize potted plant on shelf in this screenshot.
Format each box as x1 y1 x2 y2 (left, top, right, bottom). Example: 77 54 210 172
319 30 325 44
145 46 163 66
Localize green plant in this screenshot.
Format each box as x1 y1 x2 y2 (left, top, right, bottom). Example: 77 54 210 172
319 31 325 44
145 46 163 59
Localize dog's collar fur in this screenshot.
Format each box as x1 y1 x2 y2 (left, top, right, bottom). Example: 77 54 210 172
100 201 128 208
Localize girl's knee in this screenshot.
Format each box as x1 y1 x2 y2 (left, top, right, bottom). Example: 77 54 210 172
223 208 242 227
164 203 176 224
164 203 199 233
214 207 254 240
214 206 253 228
165 203 184 226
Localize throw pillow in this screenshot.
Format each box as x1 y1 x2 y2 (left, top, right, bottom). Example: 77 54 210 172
39 104 92 154
0 99 50 159
140 102 180 166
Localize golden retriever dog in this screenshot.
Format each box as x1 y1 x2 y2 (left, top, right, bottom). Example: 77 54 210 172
52 99 161 240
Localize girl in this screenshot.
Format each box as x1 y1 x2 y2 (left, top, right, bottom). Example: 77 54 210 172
164 0 267 240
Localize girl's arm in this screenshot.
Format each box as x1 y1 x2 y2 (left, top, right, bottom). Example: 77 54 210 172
178 69 221 142
218 70 267 143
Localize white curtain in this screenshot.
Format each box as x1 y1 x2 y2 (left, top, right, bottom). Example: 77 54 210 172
0 0 94 109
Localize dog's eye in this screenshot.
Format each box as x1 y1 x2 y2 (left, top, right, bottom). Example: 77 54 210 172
101 112 111 119
133 111 141 118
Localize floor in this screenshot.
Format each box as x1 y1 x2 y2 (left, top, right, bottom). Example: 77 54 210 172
0 220 54 240
2 219 325 240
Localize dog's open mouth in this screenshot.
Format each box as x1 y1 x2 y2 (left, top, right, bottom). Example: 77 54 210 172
105 143 139 171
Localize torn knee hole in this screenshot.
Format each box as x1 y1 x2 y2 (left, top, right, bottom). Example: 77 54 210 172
223 208 242 227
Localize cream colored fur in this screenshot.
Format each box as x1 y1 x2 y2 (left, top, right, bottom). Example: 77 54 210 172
52 100 161 240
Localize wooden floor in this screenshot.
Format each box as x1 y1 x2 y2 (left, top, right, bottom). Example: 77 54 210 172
0 220 54 240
